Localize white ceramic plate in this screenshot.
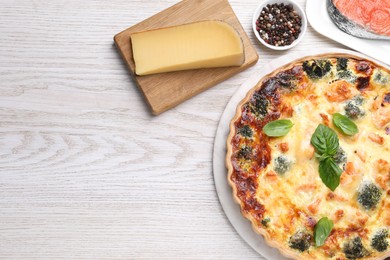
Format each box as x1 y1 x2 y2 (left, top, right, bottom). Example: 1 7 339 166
306 0 390 65
212 48 388 260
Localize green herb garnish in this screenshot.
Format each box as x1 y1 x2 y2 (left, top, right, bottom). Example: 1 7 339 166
333 113 359 136
319 158 343 191
311 124 343 191
263 119 294 137
314 217 334 247
310 124 339 156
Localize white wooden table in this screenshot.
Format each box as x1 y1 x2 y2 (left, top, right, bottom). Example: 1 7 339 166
0 0 345 258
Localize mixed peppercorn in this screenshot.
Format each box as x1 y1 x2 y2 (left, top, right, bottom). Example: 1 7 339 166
256 3 302 47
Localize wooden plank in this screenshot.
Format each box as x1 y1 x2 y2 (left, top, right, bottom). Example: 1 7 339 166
114 0 258 115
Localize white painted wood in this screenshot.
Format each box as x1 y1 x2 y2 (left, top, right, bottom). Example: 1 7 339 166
0 0 345 259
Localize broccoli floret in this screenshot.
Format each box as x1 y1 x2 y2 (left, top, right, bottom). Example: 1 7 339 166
371 229 389 252
274 156 290 175
337 70 357 83
247 92 269 118
336 57 356 82
303 59 332 80
337 58 348 71
289 230 312 252
261 217 270 227
333 147 347 165
343 237 369 259
276 69 298 91
237 146 252 160
345 96 365 119
373 70 390 86
238 125 253 138
345 103 361 119
357 182 382 210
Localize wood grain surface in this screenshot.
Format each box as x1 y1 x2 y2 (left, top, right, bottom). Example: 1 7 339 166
0 0 349 259
114 0 258 115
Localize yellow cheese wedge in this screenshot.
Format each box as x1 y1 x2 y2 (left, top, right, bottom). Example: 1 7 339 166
130 21 245 76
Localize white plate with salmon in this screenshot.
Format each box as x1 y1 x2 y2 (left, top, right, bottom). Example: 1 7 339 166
327 0 390 40
306 0 390 65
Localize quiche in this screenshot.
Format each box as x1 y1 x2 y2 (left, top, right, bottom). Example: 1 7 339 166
226 54 390 260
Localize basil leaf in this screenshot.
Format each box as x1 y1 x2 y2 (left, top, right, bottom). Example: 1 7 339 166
314 217 334 247
310 124 339 156
333 113 359 136
263 119 294 137
319 158 343 191
315 152 331 162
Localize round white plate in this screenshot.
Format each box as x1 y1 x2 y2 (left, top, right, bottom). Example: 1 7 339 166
212 48 387 259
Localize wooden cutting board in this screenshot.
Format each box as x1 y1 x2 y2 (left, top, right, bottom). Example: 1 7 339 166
114 0 258 115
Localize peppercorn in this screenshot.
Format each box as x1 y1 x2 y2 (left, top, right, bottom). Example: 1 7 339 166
256 3 302 47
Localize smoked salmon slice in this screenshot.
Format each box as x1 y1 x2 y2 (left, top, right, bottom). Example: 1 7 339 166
327 0 390 40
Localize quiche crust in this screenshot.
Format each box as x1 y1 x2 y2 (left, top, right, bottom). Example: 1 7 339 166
226 53 390 260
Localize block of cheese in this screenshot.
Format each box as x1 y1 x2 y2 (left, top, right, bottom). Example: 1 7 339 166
130 21 245 76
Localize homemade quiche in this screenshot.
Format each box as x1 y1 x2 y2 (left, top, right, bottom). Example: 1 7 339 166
226 54 390 259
